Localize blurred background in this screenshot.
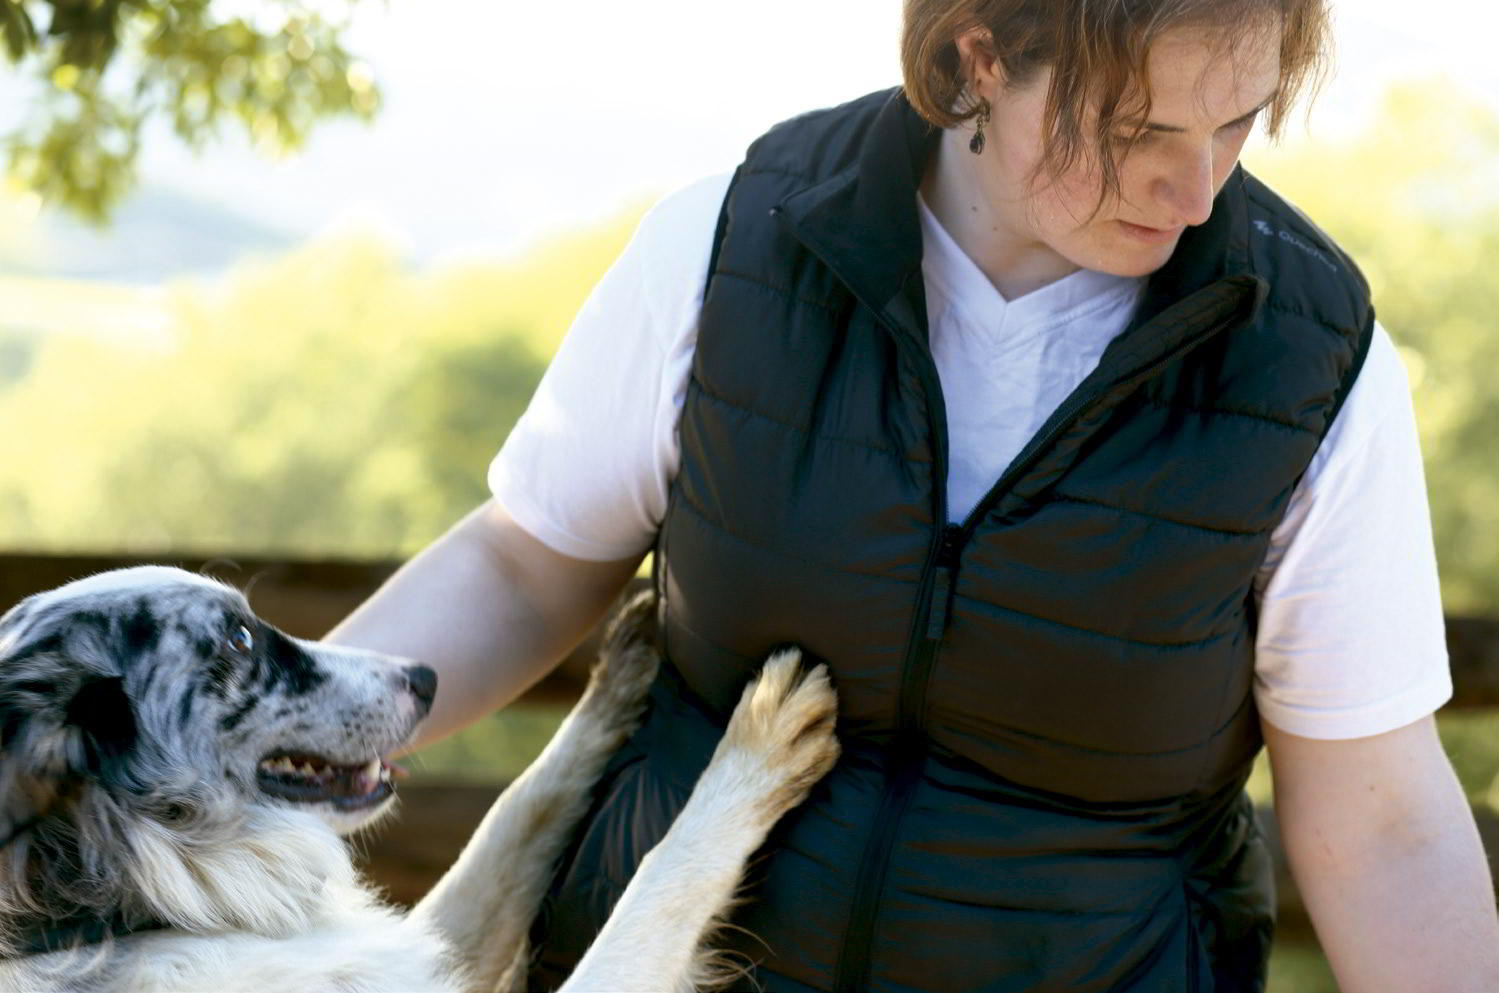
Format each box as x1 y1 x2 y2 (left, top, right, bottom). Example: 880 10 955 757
0 1 1494 988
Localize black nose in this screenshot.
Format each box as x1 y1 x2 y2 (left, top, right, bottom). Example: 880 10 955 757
403 664 438 712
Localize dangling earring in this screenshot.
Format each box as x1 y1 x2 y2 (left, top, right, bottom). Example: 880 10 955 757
969 98 991 155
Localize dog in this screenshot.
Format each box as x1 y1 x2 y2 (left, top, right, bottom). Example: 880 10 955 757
0 566 840 992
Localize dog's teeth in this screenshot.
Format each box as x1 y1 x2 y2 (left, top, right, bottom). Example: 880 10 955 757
259 757 304 777
348 757 384 793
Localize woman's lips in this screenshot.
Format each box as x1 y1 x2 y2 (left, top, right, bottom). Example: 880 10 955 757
1117 220 1183 244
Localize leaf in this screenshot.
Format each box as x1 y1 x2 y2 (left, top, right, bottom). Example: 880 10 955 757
0 0 37 62
3 0 378 223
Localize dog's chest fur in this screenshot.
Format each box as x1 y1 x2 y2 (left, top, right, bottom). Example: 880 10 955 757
0 897 464 992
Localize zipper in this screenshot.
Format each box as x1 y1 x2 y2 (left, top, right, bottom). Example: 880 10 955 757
832 265 959 991
905 523 964 725
834 524 962 993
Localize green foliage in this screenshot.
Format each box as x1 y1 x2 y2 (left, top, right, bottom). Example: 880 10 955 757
0 330 37 386
404 702 568 784
1433 710 1499 811
0 211 640 556
405 334 546 528
1267 941 1337 993
1243 80 1499 615
1 0 377 222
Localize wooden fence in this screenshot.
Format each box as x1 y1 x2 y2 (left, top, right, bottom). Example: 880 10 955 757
4 551 1498 938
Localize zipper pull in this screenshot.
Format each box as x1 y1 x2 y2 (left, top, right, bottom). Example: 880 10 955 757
925 525 964 641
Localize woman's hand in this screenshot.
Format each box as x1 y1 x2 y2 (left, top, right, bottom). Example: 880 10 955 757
1265 713 1499 991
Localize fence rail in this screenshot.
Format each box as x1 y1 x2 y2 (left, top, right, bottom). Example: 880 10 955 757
4 551 1497 937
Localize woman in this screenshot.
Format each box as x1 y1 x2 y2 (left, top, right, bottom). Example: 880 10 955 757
331 1 1499 989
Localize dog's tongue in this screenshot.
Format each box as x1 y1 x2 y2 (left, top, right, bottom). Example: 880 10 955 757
350 758 381 795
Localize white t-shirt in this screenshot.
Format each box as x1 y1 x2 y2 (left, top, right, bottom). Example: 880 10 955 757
490 172 1452 742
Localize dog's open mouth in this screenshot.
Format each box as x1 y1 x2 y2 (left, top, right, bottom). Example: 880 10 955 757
256 752 397 810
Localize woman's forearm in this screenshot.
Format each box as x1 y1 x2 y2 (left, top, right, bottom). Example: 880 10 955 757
1268 717 1499 992
1292 787 1499 991
325 499 644 751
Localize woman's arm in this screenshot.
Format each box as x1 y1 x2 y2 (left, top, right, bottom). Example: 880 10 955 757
332 178 726 753
325 498 645 751
1265 714 1499 992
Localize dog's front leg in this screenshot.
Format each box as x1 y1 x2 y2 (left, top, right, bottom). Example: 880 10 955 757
407 593 659 993
558 651 839 993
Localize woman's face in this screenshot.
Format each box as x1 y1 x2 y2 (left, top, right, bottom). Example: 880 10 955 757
960 22 1282 280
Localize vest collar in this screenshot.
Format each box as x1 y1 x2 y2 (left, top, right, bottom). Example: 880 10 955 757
776 90 936 344
772 88 1263 346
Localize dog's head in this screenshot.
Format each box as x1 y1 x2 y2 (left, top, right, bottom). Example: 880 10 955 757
0 565 436 845
0 565 439 948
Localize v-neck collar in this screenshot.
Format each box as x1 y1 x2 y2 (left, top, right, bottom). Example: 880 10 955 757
915 192 1143 342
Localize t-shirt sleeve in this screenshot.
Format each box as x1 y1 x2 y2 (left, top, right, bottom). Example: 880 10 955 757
1252 321 1453 739
487 172 733 560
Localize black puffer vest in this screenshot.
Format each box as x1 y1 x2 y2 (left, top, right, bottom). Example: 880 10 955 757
530 89 1373 993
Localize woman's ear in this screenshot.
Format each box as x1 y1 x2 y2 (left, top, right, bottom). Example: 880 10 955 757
954 26 1004 98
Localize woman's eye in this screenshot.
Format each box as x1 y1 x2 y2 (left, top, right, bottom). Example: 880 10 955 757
1113 128 1154 148
228 624 254 654
1222 113 1259 135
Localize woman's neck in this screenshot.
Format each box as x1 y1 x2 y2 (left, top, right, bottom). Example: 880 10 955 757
919 128 1080 302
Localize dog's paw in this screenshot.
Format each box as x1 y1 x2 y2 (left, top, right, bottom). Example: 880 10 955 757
718 649 840 823
576 590 661 739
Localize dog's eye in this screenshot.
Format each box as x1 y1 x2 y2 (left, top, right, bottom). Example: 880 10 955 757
228 625 254 654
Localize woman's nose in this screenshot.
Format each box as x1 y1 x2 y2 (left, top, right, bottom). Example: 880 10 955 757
1156 145 1216 227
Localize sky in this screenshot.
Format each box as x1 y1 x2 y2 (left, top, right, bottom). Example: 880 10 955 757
34 1 1499 268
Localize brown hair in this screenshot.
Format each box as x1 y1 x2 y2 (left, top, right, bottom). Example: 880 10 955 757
902 0 1330 198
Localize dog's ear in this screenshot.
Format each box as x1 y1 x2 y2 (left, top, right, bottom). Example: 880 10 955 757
0 600 137 846
0 666 68 845
63 675 138 775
